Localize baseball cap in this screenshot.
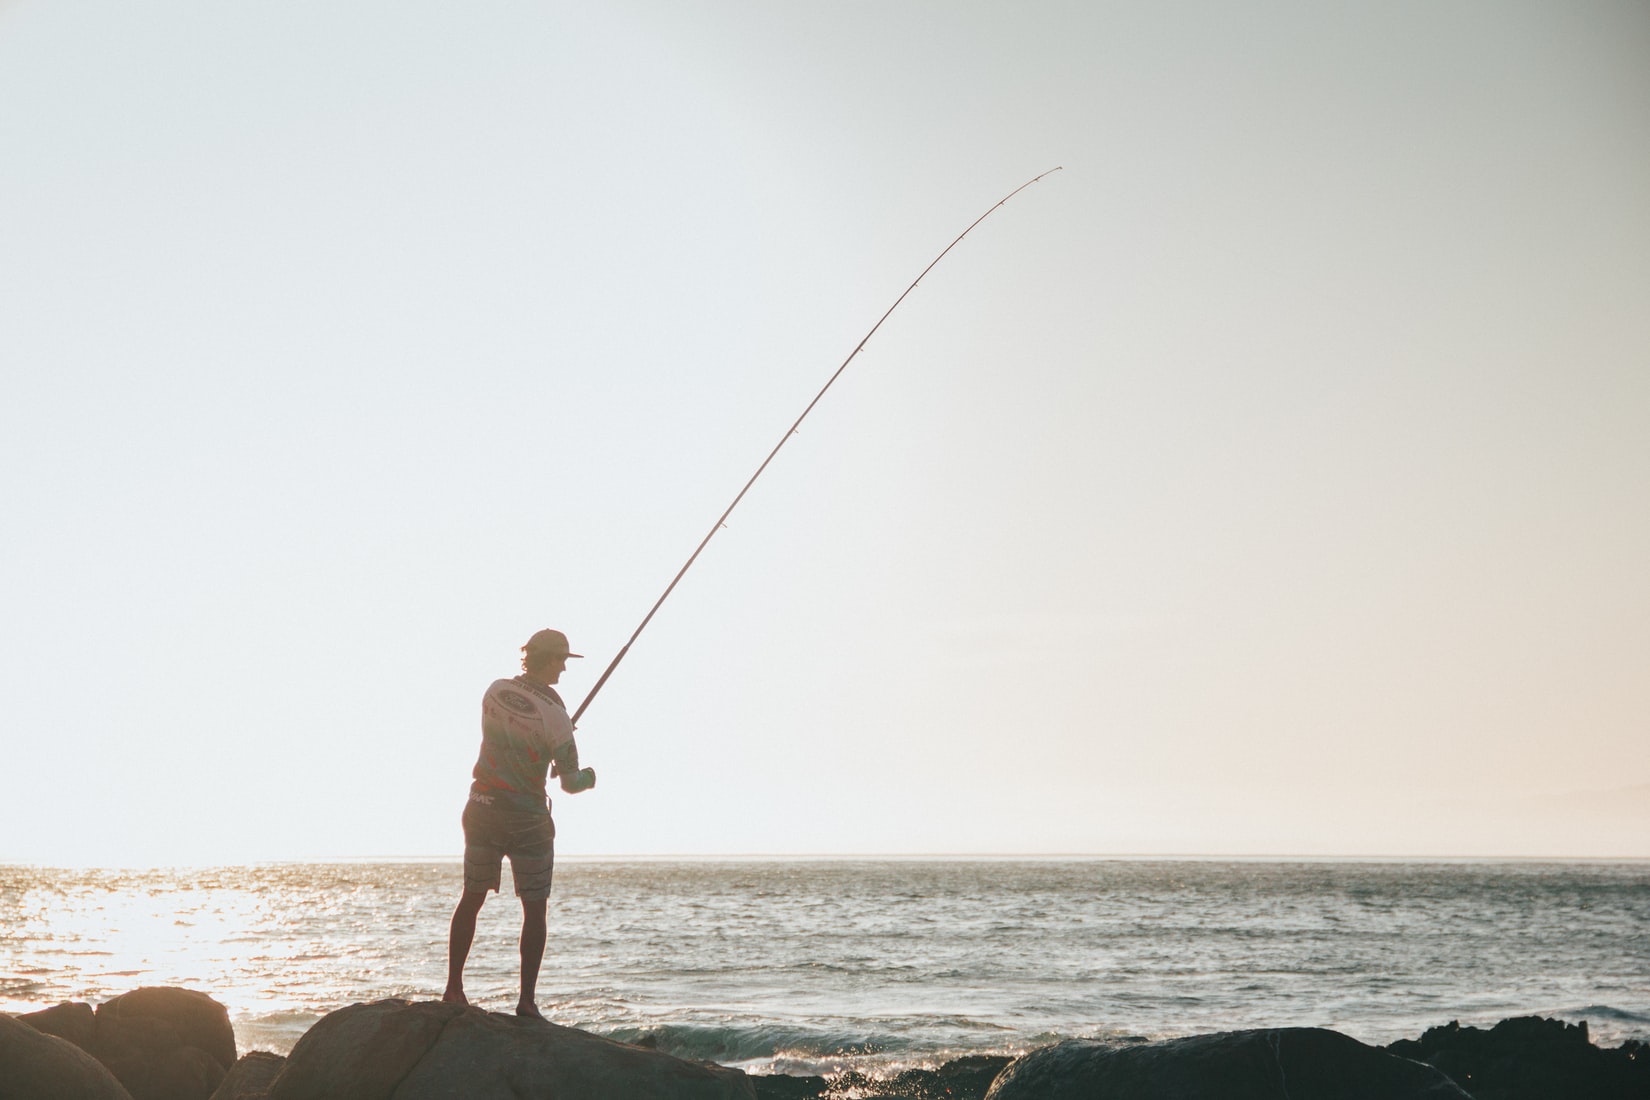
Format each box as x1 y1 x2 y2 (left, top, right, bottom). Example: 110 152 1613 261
523 628 583 659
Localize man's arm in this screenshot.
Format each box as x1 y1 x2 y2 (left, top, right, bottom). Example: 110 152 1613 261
551 738 596 794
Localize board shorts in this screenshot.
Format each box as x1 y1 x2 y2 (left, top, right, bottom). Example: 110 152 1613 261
461 794 556 900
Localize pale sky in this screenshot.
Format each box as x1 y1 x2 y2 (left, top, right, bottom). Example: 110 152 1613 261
2 1 1647 865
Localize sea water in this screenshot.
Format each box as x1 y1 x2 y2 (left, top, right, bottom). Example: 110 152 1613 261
2 858 1647 1076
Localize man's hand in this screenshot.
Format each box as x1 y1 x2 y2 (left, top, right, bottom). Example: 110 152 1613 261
559 767 596 794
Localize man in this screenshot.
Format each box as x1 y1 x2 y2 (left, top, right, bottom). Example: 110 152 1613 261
443 628 596 1019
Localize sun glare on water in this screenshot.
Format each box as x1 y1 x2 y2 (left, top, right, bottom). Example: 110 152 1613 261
5 870 263 1016
1 864 447 1052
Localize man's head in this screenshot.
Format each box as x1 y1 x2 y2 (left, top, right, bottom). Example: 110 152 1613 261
521 628 583 683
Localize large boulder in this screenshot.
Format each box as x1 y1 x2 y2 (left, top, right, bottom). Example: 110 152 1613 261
0 1011 133 1100
985 1027 1471 1100
267 1000 457 1100
16 1001 99 1051
97 987 238 1077
265 999 757 1100
14 987 235 1100
1385 1015 1650 1100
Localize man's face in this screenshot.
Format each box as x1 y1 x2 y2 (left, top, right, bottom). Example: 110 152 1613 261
541 654 569 684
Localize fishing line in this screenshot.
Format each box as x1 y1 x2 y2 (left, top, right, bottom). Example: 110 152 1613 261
572 167 1063 727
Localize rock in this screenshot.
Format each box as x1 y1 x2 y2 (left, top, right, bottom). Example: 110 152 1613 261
96 1029 224 1100
984 1028 1472 1100
0 1011 134 1100
933 1053 1014 1097
267 1000 459 1100
10 988 235 1100
87 987 235 1100
209 1052 288 1100
750 1072 829 1100
98 987 239 1075
17 1002 99 1051
1385 1015 1650 1100
265 999 757 1100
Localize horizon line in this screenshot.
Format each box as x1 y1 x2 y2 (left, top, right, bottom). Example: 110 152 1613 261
5 850 1648 869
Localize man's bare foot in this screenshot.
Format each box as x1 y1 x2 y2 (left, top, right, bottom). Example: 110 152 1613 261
516 1001 546 1020
442 988 469 1007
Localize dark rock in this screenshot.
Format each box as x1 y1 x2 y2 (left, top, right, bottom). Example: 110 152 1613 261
264 998 757 1100
877 1066 954 1099
208 1052 287 1100
94 1027 224 1100
97 987 238 1075
1384 1015 1650 1100
825 1069 878 1096
934 1054 1014 1097
16 1002 98 1051
751 1072 829 1099
11 988 235 1100
266 999 460 1100
0 1011 133 1100
87 988 234 1100
984 1027 1471 1100
876 1066 952 1098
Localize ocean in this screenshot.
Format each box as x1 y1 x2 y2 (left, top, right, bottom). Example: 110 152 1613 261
3 858 1647 1077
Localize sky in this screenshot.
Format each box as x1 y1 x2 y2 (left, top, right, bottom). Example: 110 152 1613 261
2 0 1647 865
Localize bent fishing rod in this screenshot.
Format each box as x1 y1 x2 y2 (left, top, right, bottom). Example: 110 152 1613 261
571 166 1063 728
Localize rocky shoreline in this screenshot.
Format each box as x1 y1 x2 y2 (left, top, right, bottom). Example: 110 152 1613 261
2 986 1646 1099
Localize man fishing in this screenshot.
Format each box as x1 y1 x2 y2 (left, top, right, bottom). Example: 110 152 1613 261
437 173 1055 1018
443 628 596 1019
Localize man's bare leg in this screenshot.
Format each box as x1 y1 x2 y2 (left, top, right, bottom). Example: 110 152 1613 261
516 897 548 1019
443 890 488 1006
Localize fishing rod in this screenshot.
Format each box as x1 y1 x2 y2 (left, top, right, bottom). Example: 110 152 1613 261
571 166 1063 728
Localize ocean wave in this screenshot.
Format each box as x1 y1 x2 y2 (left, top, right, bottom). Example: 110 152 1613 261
600 1021 912 1066
1564 1005 1650 1024
234 1010 326 1054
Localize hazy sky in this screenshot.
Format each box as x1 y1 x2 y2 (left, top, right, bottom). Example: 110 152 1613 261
3 1 1646 864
